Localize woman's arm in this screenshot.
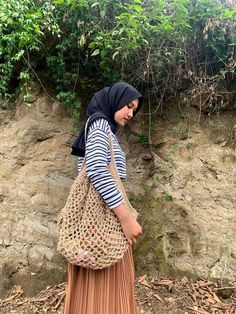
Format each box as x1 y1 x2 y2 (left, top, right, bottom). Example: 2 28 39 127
85 119 142 244
113 203 142 245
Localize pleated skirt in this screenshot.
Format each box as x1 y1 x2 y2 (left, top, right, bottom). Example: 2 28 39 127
63 246 137 314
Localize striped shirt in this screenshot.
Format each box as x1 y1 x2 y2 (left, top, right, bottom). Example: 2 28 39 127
77 118 126 209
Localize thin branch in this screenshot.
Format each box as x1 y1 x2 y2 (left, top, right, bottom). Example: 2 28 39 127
148 91 152 153
73 51 80 92
13 43 57 102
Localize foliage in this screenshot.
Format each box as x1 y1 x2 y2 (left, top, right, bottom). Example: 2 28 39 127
164 192 173 201
0 0 59 100
56 91 81 132
138 133 149 148
0 0 236 121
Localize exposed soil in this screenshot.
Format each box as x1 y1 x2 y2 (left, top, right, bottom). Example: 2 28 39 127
1 272 236 314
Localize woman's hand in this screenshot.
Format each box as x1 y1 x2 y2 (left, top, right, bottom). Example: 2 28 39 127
113 203 142 245
120 214 142 245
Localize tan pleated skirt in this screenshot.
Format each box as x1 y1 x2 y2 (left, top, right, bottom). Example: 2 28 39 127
63 246 137 314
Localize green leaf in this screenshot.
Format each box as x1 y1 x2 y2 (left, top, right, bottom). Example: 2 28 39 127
79 34 86 47
129 18 138 28
100 49 106 59
91 2 100 8
13 50 25 61
119 28 125 35
54 0 65 4
142 39 149 45
99 60 107 69
88 41 96 48
112 51 119 60
33 24 41 33
133 5 143 13
224 8 236 19
19 71 30 80
91 49 100 56
164 23 173 31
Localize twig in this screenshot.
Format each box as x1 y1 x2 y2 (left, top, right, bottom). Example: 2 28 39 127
73 51 80 92
215 287 236 291
12 43 56 102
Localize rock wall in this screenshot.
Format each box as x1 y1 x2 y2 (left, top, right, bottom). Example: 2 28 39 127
0 87 235 296
0 87 75 295
124 103 236 281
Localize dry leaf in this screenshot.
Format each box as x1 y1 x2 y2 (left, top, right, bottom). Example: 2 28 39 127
138 274 147 283
157 279 173 286
181 276 189 284
140 281 152 289
153 293 163 302
212 292 221 303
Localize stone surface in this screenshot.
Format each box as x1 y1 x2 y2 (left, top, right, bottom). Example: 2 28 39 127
0 86 236 296
126 104 236 281
0 87 74 296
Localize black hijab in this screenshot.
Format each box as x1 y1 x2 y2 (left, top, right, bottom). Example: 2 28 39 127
71 82 143 156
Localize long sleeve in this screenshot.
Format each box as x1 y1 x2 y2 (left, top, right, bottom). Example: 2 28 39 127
84 119 124 209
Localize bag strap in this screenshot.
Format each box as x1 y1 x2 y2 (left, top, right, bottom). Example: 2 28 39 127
84 116 91 143
107 129 117 169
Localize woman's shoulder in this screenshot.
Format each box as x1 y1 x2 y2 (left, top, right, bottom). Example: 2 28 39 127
88 118 110 135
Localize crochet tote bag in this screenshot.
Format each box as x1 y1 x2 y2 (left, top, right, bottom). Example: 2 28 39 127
57 123 138 269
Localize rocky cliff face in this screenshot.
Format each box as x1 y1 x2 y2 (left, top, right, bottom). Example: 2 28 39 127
0 87 235 296
0 86 75 295
125 103 236 282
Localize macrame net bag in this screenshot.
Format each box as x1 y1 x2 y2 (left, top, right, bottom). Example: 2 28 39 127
57 129 138 269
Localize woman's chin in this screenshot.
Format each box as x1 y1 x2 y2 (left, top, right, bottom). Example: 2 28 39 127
116 121 126 127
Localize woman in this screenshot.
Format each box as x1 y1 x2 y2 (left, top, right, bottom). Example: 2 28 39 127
64 82 143 314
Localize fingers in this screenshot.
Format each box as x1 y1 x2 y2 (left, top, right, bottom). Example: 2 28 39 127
134 228 142 238
76 250 96 263
128 237 137 245
128 227 142 245
128 238 133 245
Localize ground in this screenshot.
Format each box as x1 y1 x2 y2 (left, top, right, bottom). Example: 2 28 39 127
0 272 235 314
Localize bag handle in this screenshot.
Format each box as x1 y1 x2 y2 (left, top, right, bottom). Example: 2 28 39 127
107 129 117 169
84 116 91 143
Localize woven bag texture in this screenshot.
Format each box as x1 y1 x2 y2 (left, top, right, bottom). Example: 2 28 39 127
57 132 138 269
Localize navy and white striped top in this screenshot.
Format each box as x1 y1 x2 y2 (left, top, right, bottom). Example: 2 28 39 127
78 118 126 209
